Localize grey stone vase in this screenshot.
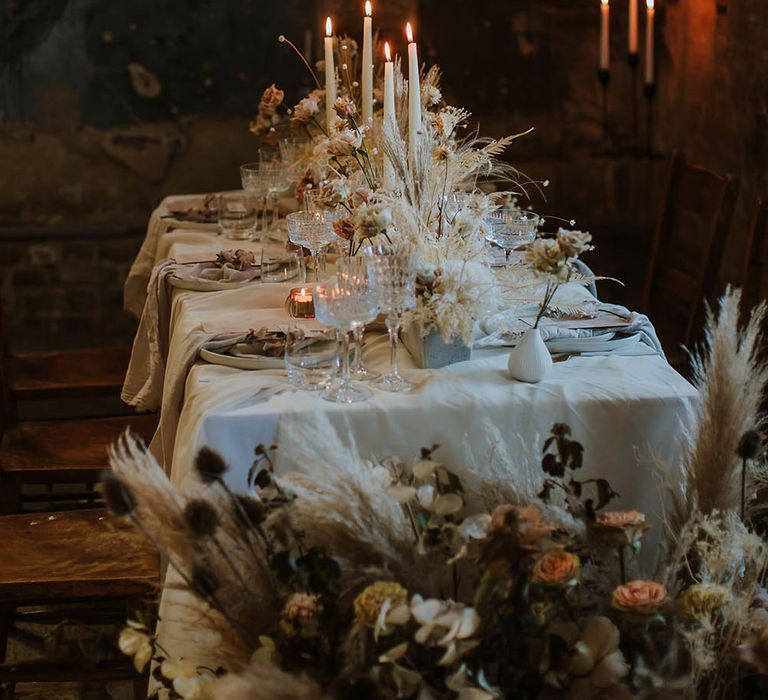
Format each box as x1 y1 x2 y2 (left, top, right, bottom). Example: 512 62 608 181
402 323 472 369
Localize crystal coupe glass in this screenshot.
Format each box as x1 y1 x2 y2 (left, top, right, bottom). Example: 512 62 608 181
366 246 417 393
314 275 379 403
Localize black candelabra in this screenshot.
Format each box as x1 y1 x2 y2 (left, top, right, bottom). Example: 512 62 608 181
597 68 610 139
628 52 639 154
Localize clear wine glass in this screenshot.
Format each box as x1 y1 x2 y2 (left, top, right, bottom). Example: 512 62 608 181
366 245 417 393
314 276 379 403
485 210 541 266
279 136 309 186
286 211 336 282
240 163 270 238
259 148 289 231
336 256 380 381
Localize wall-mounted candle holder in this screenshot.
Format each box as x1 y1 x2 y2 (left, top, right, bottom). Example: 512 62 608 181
597 68 610 138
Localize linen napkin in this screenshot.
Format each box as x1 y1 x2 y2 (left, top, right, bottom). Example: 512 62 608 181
151 327 294 470
122 257 260 413
475 303 665 357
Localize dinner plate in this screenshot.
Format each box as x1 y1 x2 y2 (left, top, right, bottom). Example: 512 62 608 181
199 347 285 370
167 274 261 292
545 332 641 354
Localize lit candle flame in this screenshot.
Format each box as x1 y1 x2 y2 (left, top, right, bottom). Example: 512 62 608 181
601 0 609 5
646 0 653 7
384 41 391 61
365 1 372 17
325 17 333 37
406 22 414 43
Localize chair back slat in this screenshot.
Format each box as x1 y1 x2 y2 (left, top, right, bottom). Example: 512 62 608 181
643 150 740 354
741 198 768 314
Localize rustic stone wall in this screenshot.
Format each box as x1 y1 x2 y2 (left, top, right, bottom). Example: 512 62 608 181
0 0 765 350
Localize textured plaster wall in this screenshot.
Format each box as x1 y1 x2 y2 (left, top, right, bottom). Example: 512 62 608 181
0 0 765 348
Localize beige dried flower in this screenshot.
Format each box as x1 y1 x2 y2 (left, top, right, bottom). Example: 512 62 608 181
333 218 355 241
676 583 730 620
279 592 323 638
333 96 357 119
354 581 408 629
525 238 569 282
556 228 593 258
292 89 323 122
259 84 285 115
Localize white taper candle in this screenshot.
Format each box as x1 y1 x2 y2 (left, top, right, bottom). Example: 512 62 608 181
383 42 396 189
324 17 336 132
406 22 421 158
629 0 638 55
362 2 374 125
599 0 610 71
645 0 655 85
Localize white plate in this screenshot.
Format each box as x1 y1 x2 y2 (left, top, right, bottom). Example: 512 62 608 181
168 275 260 292
199 347 285 370
546 332 640 354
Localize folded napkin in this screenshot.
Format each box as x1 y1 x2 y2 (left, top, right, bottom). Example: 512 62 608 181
475 303 664 357
122 256 268 413
200 329 288 359
172 261 260 285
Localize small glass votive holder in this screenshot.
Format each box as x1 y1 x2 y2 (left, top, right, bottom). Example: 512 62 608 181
285 328 337 391
285 286 316 318
218 193 256 240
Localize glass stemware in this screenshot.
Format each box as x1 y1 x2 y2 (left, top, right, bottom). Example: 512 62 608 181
485 210 541 265
240 163 269 238
366 246 417 393
314 276 379 403
279 136 309 187
286 211 336 282
259 148 289 231
336 256 380 381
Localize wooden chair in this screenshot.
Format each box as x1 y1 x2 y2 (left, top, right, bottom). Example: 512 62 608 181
642 151 740 372
0 357 158 513
0 508 158 699
0 291 133 414
740 198 768 314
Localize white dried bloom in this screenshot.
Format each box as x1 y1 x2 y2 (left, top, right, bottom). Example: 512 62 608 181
525 238 570 282
352 202 393 241
556 228 593 259
326 128 362 156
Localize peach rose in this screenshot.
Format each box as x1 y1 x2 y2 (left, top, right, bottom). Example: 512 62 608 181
531 550 580 586
612 580 668 616
488 504 554 552
591 510 649 546
259 84 284 115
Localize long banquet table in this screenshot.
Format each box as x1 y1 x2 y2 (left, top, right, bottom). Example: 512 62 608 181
125 194 697 514
124 194 697 666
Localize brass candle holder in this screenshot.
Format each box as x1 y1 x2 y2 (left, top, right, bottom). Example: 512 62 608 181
285 286 315 319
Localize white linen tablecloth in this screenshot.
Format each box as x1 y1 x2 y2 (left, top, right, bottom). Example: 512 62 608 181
124 198 698 678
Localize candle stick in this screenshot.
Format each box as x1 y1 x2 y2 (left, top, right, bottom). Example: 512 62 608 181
362 1 374 125
383 42 396 188
406 22 421 158
599 0 610 72
324 17 336 132
644 0 655 86
628 0 638 56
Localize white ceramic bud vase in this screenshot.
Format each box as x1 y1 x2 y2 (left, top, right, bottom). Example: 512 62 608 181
508 328 552 383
